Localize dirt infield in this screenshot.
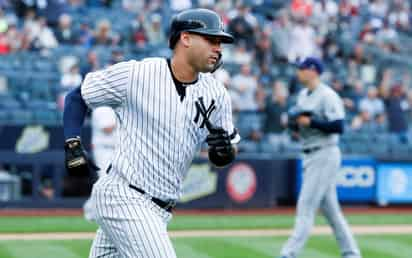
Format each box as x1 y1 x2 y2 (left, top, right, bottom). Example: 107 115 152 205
0 206 412 217
0 225 411 240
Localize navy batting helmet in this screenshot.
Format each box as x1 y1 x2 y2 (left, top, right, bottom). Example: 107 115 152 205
169 8 234 49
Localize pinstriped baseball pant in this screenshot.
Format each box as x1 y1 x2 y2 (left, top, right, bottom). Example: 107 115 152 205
280 146 361 258
88 174 176 258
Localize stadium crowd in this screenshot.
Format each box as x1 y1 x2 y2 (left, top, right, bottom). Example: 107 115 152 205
1 0 412 155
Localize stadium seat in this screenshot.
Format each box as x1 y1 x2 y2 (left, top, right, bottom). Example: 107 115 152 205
9 109 34 124
33 110 59 125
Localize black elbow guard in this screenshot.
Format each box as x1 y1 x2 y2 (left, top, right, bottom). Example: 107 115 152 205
208 145 235 167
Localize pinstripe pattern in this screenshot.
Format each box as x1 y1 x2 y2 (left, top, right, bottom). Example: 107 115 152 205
82 57 238 257
82 57 236 201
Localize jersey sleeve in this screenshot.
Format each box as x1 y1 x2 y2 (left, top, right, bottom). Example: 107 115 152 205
215 88 241 144
81 60 135 109
324 90 345 121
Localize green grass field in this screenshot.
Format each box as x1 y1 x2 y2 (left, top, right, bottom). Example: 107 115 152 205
0 213 411 258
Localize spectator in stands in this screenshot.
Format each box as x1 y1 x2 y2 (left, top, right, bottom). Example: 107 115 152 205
263 80 290 150
227 2 257 48
229 41 252 66
231 63 263 143
290 0 313 18
388 0 410 31
198 0 214 9
22 8 39 44
331 78 357 115
254 31 273 68
54 13 77 44
0 32 9 54
350 109 376 132
129 13 147 48
31 16 59 50
5 22 23 52
36 0 68 28
0 8 7 33
359 86 385 118
170 0 192 12
80 50 100 77
67 0 87 13
77 22 93 48
347 44 375 84
214 0 232 25
375 20 400 53
312 0 338 30
144 13 165 46
122 0 144 13
108 48 124 65
368 0 389 19
231 63 259 112
385 84 409 142
258 63 274 89
268 9 291 62
61 63 82 90
287 16 318 62
91 19 120 46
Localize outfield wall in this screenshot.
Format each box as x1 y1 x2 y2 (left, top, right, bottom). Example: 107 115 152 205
0 125 412 208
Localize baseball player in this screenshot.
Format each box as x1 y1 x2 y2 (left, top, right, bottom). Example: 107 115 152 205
63 8 240 258
278 57 361 258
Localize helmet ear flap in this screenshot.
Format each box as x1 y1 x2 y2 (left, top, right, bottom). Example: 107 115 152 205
211 53 223 73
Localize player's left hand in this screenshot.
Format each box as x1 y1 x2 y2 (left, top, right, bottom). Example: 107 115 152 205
206 127 231 151
296 115 311 127
206 127 236 167
64 137 100 177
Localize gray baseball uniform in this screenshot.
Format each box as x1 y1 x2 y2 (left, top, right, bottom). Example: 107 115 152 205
82 58 239 258
280 82 361 258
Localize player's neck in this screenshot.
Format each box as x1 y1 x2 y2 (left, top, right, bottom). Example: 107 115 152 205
170 56 198 83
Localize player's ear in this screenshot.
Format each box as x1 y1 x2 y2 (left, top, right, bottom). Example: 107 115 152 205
180 32 192 48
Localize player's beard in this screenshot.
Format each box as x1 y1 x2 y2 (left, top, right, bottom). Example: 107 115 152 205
192 58 215 73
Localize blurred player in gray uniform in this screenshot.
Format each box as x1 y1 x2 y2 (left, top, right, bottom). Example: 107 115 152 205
91 106 117 175
278 57 361 258
63 8 240 258
83 106 117 221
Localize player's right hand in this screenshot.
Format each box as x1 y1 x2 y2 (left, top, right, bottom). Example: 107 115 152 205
64 137 99 177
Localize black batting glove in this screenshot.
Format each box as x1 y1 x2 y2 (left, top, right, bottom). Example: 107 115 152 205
64 137 99 177
206 127 231 150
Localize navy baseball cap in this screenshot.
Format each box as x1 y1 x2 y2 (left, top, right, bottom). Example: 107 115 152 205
295 57 324 74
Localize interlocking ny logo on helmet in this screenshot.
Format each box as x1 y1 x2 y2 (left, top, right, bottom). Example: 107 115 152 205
169 8 234 49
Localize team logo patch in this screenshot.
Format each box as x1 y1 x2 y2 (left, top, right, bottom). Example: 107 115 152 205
194 97 216 129
226 163 257 203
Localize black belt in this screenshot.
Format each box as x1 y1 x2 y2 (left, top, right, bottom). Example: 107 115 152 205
302 146 322 154
129 184 176 212
106 164 176 212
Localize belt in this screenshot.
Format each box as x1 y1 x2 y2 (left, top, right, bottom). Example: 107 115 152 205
129 184 176 212
302 146 322 154
106 164 176 212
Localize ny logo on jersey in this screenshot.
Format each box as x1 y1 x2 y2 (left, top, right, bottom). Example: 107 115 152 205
194 97 216 129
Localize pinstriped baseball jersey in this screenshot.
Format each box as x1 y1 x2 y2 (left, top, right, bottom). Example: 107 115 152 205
81 57 238 202
295 82 345 148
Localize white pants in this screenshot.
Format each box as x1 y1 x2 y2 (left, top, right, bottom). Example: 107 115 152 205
88 173 176 258
280 146 361 258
